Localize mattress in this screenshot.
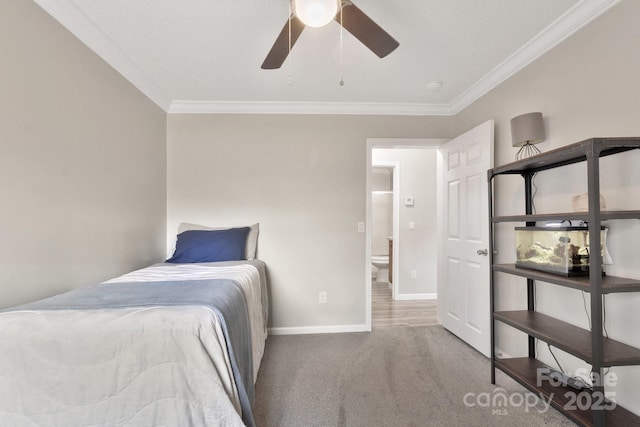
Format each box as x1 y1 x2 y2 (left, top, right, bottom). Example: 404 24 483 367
0 260 268 427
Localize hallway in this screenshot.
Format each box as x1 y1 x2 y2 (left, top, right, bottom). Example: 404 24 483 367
371 282 437 328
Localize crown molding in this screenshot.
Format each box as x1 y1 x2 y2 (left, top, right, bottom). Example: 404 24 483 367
33 0 172 111
35 0 619 116
449 0 621 115
168 100 453 115
171 0 620 116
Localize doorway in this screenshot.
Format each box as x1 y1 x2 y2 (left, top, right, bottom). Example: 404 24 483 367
371 163 398 298
366 123 494 355
365 138 446 330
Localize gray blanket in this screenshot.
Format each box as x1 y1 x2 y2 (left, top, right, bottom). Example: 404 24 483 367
14 278 256 427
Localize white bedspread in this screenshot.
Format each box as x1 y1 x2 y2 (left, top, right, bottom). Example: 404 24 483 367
106 263 267 383
0 262 267 427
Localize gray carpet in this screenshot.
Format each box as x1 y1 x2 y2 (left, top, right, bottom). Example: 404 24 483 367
254 326 576 427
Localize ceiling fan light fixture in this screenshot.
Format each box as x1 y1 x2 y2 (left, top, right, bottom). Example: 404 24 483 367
293 0 340 28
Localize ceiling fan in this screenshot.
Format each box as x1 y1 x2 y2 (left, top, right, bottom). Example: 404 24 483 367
261 0 399 70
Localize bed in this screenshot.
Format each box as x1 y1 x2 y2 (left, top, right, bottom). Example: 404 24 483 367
0 224 267 427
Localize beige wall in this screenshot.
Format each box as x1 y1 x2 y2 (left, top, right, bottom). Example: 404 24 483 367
455 0 640 414
0 0 167 308
167 114 453 330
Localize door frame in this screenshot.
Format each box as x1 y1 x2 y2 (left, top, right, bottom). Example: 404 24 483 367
365 138 448 330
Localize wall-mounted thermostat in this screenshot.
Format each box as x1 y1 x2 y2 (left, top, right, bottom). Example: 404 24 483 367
404 196 414 207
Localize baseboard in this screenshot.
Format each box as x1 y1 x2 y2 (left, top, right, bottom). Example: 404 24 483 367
268 323 370 335
394 293 437 301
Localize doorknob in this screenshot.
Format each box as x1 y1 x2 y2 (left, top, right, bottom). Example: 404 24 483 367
477 249 488 256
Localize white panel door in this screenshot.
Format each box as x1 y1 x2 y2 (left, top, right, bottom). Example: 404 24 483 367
439 120 494 357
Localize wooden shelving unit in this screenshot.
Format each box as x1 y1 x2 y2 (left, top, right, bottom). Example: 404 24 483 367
492 210 640 223
495 358 638 427
493 264 640 294
493 311 640 366
488 137 640 426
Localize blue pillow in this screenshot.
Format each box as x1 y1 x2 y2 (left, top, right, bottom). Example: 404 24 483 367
166 227 250 263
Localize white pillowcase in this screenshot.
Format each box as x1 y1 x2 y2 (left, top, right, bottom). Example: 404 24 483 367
175 222 259 260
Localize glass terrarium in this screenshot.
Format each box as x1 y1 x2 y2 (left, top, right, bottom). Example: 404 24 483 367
515 226 606 276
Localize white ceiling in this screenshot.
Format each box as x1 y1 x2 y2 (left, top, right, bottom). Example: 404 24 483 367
34 0 620 114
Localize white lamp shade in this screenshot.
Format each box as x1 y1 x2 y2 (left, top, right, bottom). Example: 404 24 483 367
511 112 545 147
293 0 340 27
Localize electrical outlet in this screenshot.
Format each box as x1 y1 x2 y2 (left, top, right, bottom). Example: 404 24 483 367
319 291 327 304
410 270 417 279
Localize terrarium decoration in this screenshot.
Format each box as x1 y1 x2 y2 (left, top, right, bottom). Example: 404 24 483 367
515 226 606 276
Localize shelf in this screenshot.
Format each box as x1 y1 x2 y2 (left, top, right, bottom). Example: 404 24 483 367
495 357 640 427
489 136 640 426
493 264 640 293
492 210 640 223
494 311 640 366
489 138 640 177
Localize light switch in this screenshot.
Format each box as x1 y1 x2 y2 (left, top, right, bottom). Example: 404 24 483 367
357 222 365 233
404 196 414 207
409 221 415 230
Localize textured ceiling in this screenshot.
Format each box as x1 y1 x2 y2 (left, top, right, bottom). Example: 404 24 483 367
34 0 620 114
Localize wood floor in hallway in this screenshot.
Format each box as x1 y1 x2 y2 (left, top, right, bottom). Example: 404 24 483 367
371 281 438 328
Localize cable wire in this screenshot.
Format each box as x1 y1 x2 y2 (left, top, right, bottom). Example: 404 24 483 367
548 343 564 373
531 173 537 214
603 294 609 338
581 291 592 330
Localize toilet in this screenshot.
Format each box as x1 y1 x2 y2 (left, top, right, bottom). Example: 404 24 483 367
371 255 389 283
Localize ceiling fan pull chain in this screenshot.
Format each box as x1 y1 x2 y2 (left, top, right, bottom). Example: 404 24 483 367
339 3 344 86
288 1 293 85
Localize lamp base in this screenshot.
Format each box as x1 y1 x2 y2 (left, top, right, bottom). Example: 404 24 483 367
515 142 541 160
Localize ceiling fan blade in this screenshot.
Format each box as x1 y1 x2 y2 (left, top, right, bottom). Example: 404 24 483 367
261 15 305 69
337 2 399 58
